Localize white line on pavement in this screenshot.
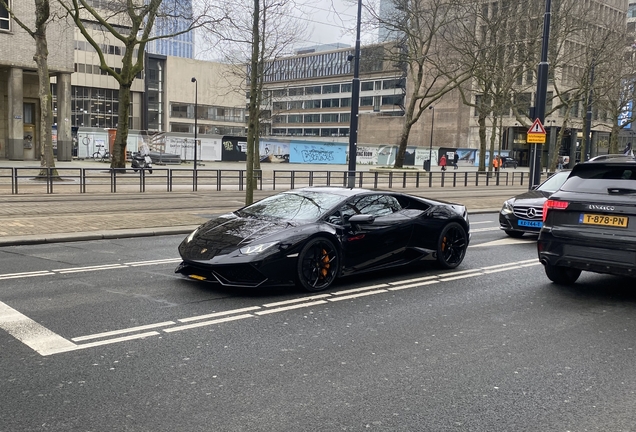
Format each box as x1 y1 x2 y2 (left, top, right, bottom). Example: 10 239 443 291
0 300 76 356
164 314 254 332
254 300 329 315
72 321 176 342
54 264 126 274
178 306 262 323
0 271 52 280
327 289 388 302
1 257 546 356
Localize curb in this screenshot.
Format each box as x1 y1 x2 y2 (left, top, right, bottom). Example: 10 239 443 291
0 226 199 247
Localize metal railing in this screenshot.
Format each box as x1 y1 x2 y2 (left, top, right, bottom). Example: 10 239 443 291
0 166 552 195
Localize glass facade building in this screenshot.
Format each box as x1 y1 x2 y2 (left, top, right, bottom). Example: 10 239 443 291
146 0 195 59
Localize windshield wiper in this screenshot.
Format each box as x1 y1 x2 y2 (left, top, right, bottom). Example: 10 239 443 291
607 187 636 194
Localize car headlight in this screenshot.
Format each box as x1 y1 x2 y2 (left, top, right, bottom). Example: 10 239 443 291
501 200 514 215
186 227 200 243
240 241 279 255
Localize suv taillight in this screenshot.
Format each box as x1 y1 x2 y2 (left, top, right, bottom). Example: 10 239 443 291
543 199 569 222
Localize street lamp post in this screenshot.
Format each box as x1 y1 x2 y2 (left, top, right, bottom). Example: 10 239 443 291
529 0 552 189
191 77 198 191
428 105 434 187
346 0 362 188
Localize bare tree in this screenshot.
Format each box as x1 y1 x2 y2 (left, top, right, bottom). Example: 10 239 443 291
451 0 545 171
366 0 472 169
57 0 224 169
201 0 306 205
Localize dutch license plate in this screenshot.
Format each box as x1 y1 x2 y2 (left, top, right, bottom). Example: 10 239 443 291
579 213 629 228
518 219 542 228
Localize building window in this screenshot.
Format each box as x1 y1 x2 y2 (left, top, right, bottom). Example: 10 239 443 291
382 95 404 106
361 82 374 91
304 114 320 123
0 1 10 31
304 128 319 136
341 83 352 93
322 84 340 94
360 96 373 106
321 114 339 123
171 103 189 118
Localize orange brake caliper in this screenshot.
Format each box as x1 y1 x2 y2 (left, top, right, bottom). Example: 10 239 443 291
320 249 330 279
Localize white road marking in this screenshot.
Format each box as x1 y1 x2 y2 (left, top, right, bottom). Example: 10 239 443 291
388 280 440 291
469 221 495 225
72 321 176 342
0 271 52 280
389 275 438 285
54 264 126 274
439 273 482 282
483 266 522 274
254 300 329 315
327 289 388 302
469 238 529 248
0 301 76 356
470 227 502 233
178 306 262 323
125 258 182 267
332 284 390 295
0 256 547 356
62 332 160 352
264 295 331 308
164 314 254 333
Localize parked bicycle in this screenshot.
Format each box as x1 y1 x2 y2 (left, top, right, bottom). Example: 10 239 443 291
91 144 110 162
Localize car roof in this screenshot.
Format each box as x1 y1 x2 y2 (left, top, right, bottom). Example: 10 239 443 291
288 186 375 197
586 154 636 163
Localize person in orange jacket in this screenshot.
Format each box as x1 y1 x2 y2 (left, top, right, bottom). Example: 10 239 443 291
493 155 500 172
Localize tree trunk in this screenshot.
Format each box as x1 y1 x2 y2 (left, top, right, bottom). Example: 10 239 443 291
34 0 57 178
477 114 487 171
111 83 132 169
488 117 497 173
245 0 260 205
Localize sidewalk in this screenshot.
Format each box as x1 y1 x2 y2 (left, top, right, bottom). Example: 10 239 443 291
0 159 523 246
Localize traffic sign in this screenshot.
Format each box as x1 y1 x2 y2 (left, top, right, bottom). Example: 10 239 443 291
528 118 546 134
527 118 546 144
527 134 546 144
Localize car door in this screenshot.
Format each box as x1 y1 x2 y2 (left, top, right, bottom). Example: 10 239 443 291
335 194 414 272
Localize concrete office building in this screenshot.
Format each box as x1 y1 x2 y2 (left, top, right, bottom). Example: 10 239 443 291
0 1 74 161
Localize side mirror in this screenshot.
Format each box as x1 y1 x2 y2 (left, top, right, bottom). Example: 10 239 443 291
348 214 375 225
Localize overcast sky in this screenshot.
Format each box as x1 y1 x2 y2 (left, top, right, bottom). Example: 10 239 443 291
295 0 378 48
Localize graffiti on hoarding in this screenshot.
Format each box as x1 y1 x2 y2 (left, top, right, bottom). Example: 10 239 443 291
301 149 335 163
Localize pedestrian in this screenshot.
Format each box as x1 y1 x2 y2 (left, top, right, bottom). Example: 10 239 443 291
453 152 459 169
439 155 447 171
624 142 633 156
557 156 563 170
493 155 500 173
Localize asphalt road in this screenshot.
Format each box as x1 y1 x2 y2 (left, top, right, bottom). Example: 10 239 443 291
1 214 635 431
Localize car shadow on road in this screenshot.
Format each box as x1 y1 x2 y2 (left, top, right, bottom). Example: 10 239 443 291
547 274 636 304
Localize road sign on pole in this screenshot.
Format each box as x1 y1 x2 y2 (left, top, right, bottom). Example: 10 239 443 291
527 118 547 144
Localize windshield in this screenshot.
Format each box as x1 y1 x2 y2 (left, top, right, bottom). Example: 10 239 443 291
561 164 636 194
237 191 345 221
537 171 570 193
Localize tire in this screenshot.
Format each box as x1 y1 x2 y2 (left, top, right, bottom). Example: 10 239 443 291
544 263 581 285
436 222 468 269
296 237 339 292
505 230 524 238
